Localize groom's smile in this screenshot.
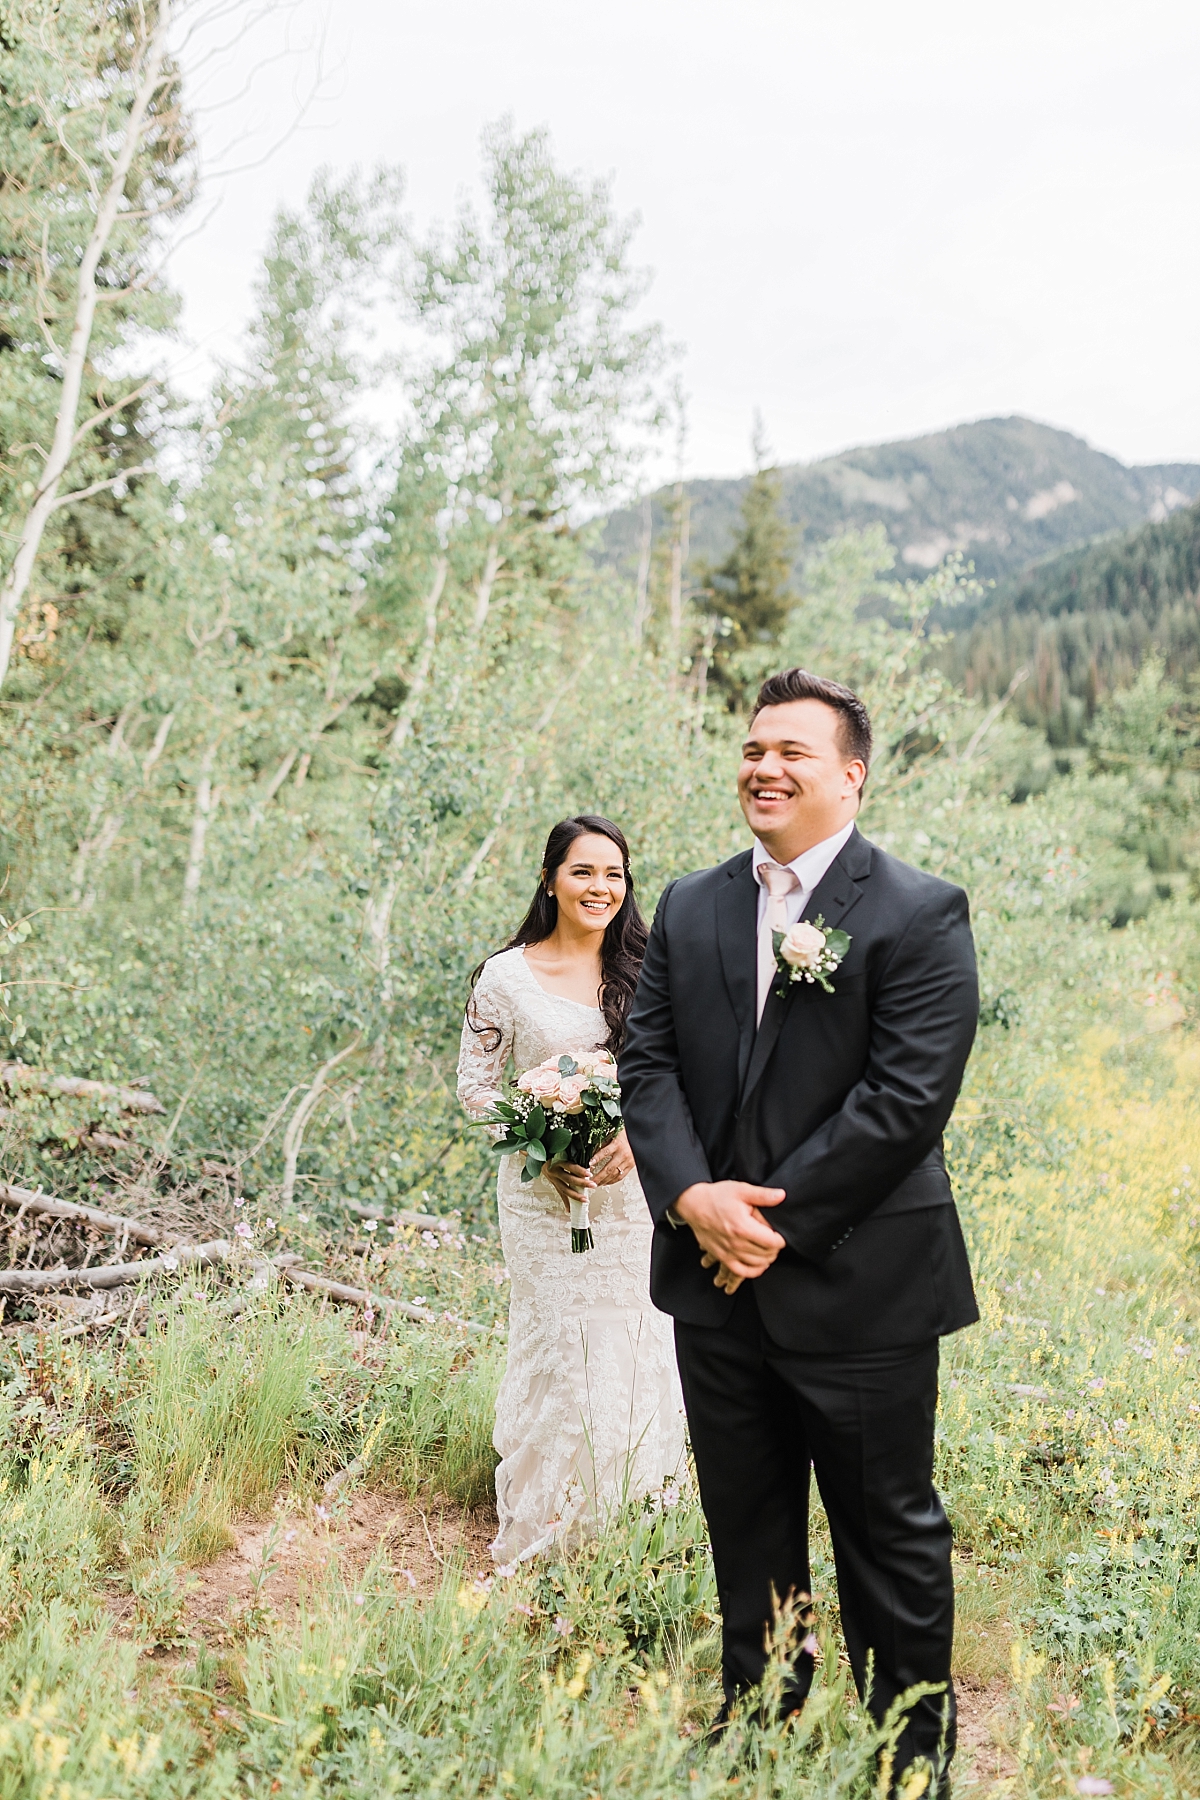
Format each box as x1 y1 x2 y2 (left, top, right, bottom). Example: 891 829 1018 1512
738 696 867 863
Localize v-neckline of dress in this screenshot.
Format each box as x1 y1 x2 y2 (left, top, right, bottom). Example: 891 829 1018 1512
518 949 602 1013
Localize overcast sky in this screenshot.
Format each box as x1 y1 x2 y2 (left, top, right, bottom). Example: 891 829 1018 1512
169 0 1200 483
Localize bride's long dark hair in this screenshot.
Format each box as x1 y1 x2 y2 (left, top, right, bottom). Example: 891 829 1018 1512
468 814 649 1055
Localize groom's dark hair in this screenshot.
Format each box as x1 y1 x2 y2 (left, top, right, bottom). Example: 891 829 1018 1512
751 668 873 772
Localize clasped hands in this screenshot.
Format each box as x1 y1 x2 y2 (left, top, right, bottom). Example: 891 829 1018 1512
543 1151 787 1295
672 1180 787 1293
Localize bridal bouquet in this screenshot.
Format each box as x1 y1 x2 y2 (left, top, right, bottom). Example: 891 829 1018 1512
483 1050 622 1251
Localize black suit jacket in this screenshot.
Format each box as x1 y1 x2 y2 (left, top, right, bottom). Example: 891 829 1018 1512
618 827 980 1352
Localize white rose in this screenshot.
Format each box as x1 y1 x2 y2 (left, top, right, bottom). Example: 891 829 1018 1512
779 920 826 970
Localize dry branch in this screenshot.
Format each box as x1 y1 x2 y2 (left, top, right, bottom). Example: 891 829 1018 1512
345 1198 459 1234
280 1037 363 1204
0 1239 230 1295
277 1262 487 1333
0 1183 488 1331
0 1064 165 1113
0 1182 163 1244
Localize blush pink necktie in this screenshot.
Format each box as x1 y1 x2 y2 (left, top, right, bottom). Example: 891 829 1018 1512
757 861 799 1024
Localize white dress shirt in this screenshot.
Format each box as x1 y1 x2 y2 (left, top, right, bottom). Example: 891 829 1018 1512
752 821 855 1021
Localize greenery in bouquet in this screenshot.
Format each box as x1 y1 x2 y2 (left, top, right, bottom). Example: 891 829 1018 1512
483 1051 623 1249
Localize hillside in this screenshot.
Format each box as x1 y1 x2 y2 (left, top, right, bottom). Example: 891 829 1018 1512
947 498 1200 740
601 415 1200 587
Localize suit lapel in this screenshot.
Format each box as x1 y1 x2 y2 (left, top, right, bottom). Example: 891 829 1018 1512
715 852 759 1093
739 828 873 1106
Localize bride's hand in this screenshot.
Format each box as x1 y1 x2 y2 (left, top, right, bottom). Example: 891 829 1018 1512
589 1129 634 1186
543 1160 595 1214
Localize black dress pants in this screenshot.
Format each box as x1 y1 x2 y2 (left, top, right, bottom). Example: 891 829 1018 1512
674 1281 955 1780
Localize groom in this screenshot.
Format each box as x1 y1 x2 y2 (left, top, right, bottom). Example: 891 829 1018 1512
619 667 979 1790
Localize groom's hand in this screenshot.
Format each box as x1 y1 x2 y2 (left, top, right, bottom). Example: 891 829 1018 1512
672 1181 787 1285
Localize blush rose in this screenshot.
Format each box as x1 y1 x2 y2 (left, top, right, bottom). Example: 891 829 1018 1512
779 920 827 970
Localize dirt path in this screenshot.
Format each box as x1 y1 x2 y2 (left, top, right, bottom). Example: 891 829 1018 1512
107 1488 498 1649
189 1490 497 1638
953 1677 1019 1792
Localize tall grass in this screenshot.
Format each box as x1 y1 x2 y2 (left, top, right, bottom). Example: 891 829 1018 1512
4 1033 1200 1793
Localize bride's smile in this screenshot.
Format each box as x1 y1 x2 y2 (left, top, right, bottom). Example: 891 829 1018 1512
546 840 627 933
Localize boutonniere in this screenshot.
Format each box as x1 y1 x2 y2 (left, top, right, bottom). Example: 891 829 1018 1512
772 915 851 997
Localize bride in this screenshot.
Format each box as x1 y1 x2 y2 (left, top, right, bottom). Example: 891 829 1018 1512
457 813 685 1565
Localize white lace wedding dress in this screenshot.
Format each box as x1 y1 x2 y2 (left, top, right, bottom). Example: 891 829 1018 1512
457 946 686 1564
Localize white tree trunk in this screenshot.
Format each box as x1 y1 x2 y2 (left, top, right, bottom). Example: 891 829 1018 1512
667 480 689 690
0 2 174 691
76 813 124 912
391 556 447 749
261 746 299 801
457 761 524 890
181 742 219 916
455 691 564 888
472 534 504 632
141 712 175 779
363 872 399 1001
70 701 137 901
632 494 653 645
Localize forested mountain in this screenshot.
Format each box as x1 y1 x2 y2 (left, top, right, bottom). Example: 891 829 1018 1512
601 415 1200 587
945 499 1200 742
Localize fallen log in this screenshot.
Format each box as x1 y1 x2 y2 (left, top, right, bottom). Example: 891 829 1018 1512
0 1239 229 1294
276 1262 488 1333
53 1303 135 1340
0 1063 165 1115
0 1182 163 1245
345 1198 460 1234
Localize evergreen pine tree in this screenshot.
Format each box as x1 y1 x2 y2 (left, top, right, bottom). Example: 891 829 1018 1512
702 421 796 700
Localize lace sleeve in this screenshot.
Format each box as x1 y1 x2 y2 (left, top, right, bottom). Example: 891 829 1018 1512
457 959 514 1125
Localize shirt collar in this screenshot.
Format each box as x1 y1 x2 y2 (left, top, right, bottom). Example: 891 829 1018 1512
752 820 855 893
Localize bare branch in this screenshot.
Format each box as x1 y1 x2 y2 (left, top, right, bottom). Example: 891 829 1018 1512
280 1037 363 1205
49 465 153 512
69 384 154 449
186 589 231 650
960 668 1030 764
